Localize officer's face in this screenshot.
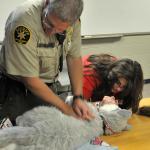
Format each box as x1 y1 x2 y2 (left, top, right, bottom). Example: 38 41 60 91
42 9 70 35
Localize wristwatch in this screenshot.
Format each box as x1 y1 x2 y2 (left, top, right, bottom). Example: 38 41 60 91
73 95 84 101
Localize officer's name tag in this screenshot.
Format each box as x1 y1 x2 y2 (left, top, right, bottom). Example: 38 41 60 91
37 43 55 48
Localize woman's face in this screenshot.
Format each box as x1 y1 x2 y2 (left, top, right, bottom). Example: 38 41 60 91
111 77 127 94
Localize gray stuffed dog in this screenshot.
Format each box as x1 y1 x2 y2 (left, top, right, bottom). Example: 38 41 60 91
0 96 132 150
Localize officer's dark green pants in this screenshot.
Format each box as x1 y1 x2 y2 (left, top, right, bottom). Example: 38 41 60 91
0 74 30 122
0 73 71 123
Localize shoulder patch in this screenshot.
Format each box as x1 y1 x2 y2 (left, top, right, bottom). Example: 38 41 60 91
14 26 30 44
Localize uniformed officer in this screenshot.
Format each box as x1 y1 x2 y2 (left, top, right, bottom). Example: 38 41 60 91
0 0 94 124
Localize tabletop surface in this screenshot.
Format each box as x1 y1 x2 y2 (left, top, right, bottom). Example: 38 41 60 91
101 114 150 150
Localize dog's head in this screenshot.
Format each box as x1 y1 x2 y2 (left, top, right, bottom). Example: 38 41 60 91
98 104 132 135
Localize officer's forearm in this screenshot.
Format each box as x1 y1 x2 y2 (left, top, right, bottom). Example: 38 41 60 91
67 56 83 95
20 77 67 110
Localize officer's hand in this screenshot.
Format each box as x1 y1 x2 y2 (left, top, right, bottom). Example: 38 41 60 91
72 99 95 121
62 104 79 119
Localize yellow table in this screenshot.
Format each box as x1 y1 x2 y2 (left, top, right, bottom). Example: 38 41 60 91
101 114 150 150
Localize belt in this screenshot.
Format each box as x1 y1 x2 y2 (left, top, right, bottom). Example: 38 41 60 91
1 72 56 91
0 73 25 90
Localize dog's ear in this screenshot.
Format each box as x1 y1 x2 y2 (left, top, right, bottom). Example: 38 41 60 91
118 109 132 119
99 108 132 135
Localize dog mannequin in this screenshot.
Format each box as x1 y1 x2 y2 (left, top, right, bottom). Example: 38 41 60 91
0 97 132 150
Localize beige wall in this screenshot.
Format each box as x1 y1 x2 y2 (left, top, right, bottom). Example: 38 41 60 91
81 34 150 80
1 34 150 79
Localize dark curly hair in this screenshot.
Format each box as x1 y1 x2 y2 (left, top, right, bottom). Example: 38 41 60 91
84 54 143 113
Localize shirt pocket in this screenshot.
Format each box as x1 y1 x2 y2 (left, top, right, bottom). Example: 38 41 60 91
37 48 58 77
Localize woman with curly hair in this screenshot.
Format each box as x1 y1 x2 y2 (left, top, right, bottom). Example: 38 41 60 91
83 54 143 113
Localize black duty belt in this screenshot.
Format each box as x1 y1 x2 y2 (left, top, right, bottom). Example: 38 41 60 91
0 72 26 92
0 72 54 91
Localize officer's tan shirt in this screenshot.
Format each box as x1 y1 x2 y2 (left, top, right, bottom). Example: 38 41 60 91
0 0 81 83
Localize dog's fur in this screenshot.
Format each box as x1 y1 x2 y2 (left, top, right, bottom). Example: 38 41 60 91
0 101 132 150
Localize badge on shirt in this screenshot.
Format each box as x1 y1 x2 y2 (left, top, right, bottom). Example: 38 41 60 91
66 26 73 42
14 26 30 44
66 26 73 49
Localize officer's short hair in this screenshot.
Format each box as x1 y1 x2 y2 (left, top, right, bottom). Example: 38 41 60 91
47 0 83 25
